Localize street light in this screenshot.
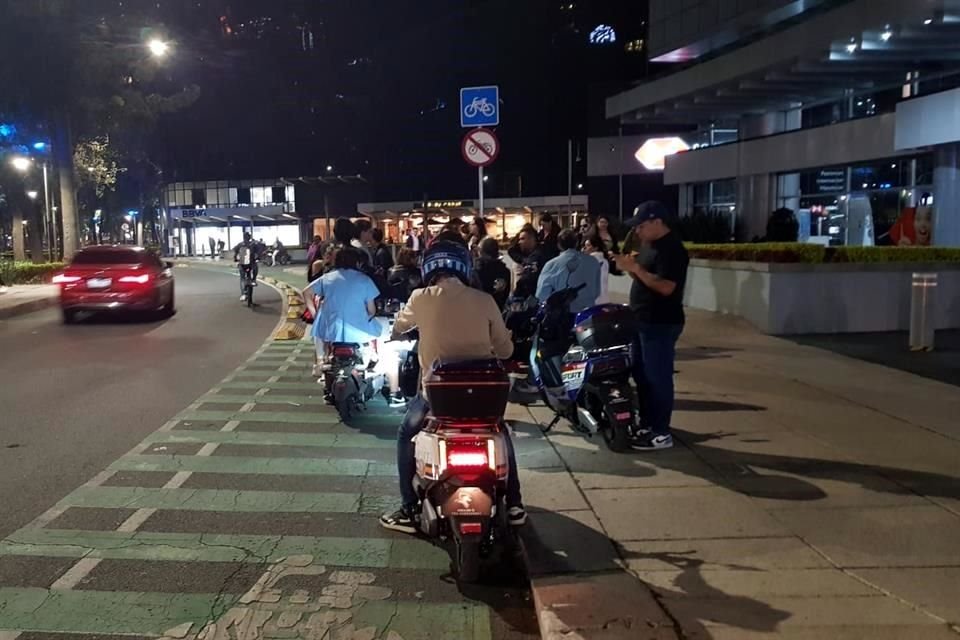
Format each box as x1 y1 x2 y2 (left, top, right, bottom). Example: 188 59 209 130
148 38 171 58
10 156 31 172
26 191 38 200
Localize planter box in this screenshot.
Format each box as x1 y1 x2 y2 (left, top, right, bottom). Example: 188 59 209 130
679 259 960 335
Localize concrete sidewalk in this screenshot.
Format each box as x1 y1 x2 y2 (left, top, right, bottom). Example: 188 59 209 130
512 309 960 640
0 285 58 320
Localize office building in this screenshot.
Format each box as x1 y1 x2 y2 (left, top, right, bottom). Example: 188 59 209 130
607 0 960 246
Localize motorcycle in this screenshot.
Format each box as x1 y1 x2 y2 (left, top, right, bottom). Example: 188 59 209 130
528 284 640 452
262 247 291 267
239 264 257 308
325 343 384 421
412 359 515 583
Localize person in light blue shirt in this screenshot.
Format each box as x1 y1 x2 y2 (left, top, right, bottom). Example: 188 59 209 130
535 229 602 313
304 247 383 375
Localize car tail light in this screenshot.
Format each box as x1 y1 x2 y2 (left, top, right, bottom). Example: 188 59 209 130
52 274 82 284
459 522 483 535
333 345 357 358
118 274 151 284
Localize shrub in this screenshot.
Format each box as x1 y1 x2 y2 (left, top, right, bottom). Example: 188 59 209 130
0 261 66 285
686 243 960 264
687 243 826 263
677 209 734 244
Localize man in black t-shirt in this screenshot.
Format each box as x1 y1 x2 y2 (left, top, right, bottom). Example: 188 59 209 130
614 201 689 451
476 237 511 310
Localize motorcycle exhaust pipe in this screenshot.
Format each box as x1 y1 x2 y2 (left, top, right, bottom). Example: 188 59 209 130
576 406 601 435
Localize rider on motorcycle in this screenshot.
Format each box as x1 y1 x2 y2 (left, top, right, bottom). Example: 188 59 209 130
380 240 526 534
303 246 383 388
233 232 263 301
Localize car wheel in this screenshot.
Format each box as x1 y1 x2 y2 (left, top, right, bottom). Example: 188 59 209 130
159 286 176 318
62 309 78 325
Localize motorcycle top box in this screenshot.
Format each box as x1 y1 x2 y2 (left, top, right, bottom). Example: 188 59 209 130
424 360 510 422
574 305 636 352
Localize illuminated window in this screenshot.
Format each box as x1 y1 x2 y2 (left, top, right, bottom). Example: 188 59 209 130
625 39 644 53
589 24 617 45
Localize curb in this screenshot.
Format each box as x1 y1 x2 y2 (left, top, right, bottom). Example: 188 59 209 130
0 295 58 320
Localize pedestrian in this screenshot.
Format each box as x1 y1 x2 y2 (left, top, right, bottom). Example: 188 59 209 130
468 216 488 256
582 235 610 305
613 201 690 451
305 235 322 280
353 218 375 262
208 237 216 260
370 228 394 277
217 239 225 259
535 229 601 314
475 236 511 310
538 214 561 261
388 248 422 303
506 225 547 302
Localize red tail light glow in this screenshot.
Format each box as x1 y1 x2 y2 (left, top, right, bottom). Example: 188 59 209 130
118 274 151 284
52 274 82 284
459 522 483 535
447 449 488 468
332 346 358 358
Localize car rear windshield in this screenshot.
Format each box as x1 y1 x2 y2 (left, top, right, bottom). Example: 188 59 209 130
72 250 145 265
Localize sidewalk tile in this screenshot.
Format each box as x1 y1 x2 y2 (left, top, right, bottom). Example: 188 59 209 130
771 505 960 567
852 567 960 624
519 468 590 512
662 594 942 633
620 537 831 573
635 568 876 599
586 486 791 541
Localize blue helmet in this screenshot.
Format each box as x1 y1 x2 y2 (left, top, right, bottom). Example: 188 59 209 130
422 240 472 285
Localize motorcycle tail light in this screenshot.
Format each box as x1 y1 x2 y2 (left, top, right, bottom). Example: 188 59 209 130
460 522 483 535
447 449 488 468
332 346 358 358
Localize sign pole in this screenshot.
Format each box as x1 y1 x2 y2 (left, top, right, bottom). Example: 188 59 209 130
478 166 485 224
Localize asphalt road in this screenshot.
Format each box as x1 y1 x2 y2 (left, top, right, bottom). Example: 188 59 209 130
0 265 282 539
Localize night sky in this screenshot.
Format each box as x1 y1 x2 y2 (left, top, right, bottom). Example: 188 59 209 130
152 0 649 202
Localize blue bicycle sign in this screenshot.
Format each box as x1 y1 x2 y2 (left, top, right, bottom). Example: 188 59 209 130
460 86 500 128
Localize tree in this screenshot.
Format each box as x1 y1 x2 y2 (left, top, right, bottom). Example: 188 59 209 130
0 0 200 258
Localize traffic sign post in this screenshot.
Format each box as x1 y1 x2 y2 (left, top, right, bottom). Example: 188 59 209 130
460 86 500 128
462 128 500 222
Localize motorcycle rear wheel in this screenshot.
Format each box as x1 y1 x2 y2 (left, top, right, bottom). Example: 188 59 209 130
601 406 632 453
455 539 482 583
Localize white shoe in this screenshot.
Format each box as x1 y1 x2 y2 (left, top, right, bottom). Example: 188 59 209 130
240 295 247 301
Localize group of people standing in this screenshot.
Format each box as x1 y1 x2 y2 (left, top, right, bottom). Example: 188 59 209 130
299 203 690 535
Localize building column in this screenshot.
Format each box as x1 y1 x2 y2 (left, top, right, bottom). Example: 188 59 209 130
934 144 960 247
736 174 775 241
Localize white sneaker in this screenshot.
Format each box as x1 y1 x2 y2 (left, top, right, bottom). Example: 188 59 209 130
513 381 540 395
240 295 247 301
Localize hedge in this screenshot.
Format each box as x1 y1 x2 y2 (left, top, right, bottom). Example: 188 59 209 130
686 243 960 264
0 262 66 285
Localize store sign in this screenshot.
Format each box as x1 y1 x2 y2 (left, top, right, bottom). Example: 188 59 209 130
415 200 474 209
635 137 690 171
181 208 208 218
815 170 846 193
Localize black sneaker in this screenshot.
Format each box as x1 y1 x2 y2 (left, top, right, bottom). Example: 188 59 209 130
380 508 417 534
633 433 674 451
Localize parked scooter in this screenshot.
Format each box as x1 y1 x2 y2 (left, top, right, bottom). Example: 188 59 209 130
528 284 640 452
411 359 515 582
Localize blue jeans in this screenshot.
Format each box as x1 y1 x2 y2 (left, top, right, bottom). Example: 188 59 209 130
397 394 523 512
632 324 683 436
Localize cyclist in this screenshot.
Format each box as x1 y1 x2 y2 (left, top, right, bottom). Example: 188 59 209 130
233 232 263 301
380 240 525 534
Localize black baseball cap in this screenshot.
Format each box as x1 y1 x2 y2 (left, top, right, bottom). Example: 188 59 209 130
625 201 670 227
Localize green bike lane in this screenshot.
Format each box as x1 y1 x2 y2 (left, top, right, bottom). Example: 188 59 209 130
0 322 539 638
